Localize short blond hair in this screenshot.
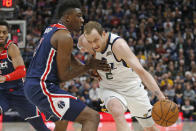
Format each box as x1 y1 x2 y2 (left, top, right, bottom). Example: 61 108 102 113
84 21 103 35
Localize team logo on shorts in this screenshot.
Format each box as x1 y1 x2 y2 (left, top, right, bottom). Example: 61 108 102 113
57 101 65 109
143 113 148 118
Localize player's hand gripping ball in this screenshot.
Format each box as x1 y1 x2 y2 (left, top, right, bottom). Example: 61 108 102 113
152 99 179 127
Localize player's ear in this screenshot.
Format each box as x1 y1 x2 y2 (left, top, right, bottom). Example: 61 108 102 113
64 14 71 23
66 17 70 23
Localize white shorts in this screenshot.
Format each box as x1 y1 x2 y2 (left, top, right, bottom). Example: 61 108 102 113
98 84 154 127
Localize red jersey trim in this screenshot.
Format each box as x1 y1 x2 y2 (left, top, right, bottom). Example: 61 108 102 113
50 24 67 30
40 48 77 119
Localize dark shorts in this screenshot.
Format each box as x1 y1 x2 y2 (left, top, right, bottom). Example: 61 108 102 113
0 87 39 120
24 78 86 122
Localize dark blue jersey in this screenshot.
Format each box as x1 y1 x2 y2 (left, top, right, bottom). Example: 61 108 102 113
26 24 67 83
0 40 23 90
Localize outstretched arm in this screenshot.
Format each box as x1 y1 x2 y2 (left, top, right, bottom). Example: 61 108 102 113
112 39 165 101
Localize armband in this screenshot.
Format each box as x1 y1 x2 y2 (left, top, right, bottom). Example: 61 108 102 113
4 65 26 81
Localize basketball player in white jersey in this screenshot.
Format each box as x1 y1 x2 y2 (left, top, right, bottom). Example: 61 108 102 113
78 21 165 131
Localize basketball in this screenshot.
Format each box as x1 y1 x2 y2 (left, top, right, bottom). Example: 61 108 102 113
152 100 179 127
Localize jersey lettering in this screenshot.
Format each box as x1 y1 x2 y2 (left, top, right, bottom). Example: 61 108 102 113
44 27 53 34
109 63 117 70
0 61 8 69
33 37 44 57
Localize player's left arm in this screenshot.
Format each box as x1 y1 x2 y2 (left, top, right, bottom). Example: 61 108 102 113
112 39 165 100
71 54 84 68
0 43 26 83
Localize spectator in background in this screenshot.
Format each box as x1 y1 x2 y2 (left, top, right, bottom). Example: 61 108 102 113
89 80 101 111
183 82 195 103
184 71 194 84
68 85 79 97
164 83 175 101
160 73 174 90
163 18 173 36
182 99 194 121
175 83 184 107
81 82 92 106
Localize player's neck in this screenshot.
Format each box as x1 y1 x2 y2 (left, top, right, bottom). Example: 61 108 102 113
0 42 5 51
0 47 4 52
102 32 109 52
58 20 73 32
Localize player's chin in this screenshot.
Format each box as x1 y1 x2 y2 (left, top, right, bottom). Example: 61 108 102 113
74 28 81 33
0 40 5 44
94 48 101 52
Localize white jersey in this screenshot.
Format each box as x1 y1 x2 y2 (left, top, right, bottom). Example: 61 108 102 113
96 33 142 94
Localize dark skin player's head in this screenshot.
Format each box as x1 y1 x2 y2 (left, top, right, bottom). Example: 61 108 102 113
58 0 84 33
0 21 9 47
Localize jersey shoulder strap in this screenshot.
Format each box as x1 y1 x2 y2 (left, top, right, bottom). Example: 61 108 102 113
109 33 121 45
50 23 67 30
4 40 14 50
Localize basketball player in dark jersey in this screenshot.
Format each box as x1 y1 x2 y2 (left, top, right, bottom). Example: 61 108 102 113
24 0 110 131
0 20 50 131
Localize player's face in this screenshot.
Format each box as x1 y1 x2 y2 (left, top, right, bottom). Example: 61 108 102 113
70 8 84 32
0 25 8 45
84 29 105 52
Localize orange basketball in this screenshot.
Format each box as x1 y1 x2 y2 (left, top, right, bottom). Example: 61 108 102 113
152 100 179 127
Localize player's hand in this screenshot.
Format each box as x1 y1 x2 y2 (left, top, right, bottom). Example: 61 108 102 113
157 93 166 101
86 58 110 71
0 75 6 83
89 69 102 81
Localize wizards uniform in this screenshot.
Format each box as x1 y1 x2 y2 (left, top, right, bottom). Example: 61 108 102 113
0 40 49 131
95 33 154 127
24 23 86 121
0 41 23 92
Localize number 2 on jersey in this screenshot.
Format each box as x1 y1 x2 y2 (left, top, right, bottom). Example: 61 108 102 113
102 57 114 80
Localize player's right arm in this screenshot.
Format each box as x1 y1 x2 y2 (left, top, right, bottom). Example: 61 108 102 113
51 30 109 82
112 39 165 101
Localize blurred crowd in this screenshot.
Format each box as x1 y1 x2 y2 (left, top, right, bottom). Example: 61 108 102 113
12 0 196 121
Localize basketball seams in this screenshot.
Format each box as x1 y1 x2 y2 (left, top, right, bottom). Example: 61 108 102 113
165 102 178 126
152 100 179 127
152 109 161 120
160 101 163 120
160 100 172 126
165 101 173 126
165 108 179 124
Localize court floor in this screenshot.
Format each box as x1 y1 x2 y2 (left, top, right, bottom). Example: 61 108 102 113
1 121 196 131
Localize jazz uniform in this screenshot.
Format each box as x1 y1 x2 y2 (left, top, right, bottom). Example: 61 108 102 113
95 33 154 127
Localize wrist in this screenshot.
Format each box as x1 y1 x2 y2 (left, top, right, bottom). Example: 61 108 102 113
154 90 165 100
158 94 166 100
4 75 9 81
85 63 92 69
